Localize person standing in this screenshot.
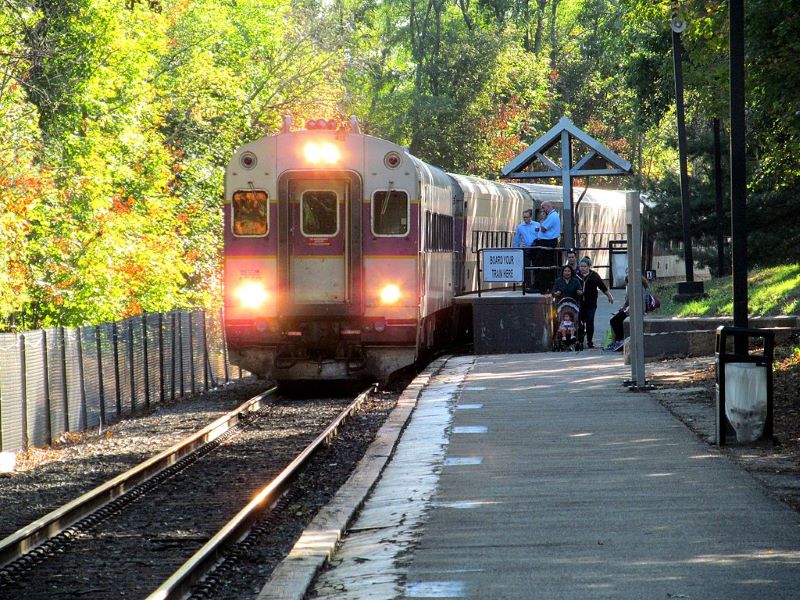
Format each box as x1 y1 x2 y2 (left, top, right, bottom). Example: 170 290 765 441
512 209 539 292
564 249 579 272
534 201 561 293
577 257 613 348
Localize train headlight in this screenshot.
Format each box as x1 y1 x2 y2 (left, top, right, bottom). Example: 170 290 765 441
379 284 401 305
304 142 340 164
235 281 269 310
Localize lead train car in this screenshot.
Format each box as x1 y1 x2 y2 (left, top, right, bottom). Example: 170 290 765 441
223 119 532 381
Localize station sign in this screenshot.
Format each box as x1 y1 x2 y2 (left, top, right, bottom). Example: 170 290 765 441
482 249 524 283
646 270 657 281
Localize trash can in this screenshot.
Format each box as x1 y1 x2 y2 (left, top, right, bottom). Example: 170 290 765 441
715 326 775 446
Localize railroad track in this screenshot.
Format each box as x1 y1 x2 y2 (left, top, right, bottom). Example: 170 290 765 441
0 386 373 598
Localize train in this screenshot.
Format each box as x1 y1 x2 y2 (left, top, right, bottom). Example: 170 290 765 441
223 116 628 382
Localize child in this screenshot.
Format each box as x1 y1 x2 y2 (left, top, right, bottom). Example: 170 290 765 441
558 309 576 347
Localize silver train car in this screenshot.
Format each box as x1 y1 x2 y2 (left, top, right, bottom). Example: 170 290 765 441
511 183 629 283
223 118 626 382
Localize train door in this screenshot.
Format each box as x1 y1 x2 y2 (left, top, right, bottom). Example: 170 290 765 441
277 171 362 315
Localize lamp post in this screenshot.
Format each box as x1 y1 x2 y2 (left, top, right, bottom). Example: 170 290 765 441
714 118 726 277
729 0 748 352
671 9 705 300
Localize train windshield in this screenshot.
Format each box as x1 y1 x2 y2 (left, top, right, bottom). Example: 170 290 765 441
232 190 268 236
301 190 339 236
373 190 409 235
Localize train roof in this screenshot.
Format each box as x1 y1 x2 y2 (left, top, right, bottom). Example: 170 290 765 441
448 173 529 198
509 183 632 209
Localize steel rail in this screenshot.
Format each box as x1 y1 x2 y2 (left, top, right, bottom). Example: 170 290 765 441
147 387 372 600
0 387 277 568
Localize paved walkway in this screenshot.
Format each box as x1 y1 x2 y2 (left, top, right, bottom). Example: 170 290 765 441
258 293 800 599
298 351 800 599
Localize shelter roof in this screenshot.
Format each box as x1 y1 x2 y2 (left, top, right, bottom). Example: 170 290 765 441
501 116 632 179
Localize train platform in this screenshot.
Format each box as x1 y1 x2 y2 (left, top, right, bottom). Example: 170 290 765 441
260 330 800 600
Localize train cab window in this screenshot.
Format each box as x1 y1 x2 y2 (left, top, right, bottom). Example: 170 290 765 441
232 190 269 236
372 190 409 236
301 190 338 236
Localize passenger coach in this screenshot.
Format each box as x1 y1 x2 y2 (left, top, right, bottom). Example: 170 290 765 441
223 117 527 381
223 117 626 382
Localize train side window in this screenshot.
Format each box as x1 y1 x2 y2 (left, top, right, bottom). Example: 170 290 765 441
372 190 409 236
301 190 338 236
425 210 432 250
232 190 269 236
423 212 454 252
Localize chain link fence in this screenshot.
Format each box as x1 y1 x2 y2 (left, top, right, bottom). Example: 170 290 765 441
0 310 248 453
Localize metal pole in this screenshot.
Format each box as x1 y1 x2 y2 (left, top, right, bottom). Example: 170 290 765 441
672 27 695 283
713 118 726 276
42 330 52 444
96 326 106 427
189 312 196 396
59 326 69 432
142 314 150 409
158 313 165 403
76 328 88 430
560 129 574 249
128 319 136 412
171 312 178 400
177 312 185 397
112 322 122 418
626 192 646 388
729 0 748 347
201 310 210 391
19 334 29 450
221 307 230 385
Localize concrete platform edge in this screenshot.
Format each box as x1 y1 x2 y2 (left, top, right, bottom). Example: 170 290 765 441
256 356 450 600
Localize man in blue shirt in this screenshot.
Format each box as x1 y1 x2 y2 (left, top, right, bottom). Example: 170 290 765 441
513 209 538 291
538 201 561 243
534 201 561 293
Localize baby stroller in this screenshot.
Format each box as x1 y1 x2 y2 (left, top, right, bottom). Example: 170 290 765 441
551 296 583 352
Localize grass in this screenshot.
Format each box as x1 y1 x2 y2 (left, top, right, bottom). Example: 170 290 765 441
647 265 799 400
648 264 800 318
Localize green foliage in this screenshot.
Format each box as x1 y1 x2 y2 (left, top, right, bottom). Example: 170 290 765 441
1 0 798 331
649 265 800 318
634 0 800 267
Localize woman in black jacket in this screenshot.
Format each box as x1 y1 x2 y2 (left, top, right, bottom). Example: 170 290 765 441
577 257 614 348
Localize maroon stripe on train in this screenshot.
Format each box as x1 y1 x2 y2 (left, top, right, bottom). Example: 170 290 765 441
361 203 418 255
290 236 346 256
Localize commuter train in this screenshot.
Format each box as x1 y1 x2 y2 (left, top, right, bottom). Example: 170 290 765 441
223 116 627 382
